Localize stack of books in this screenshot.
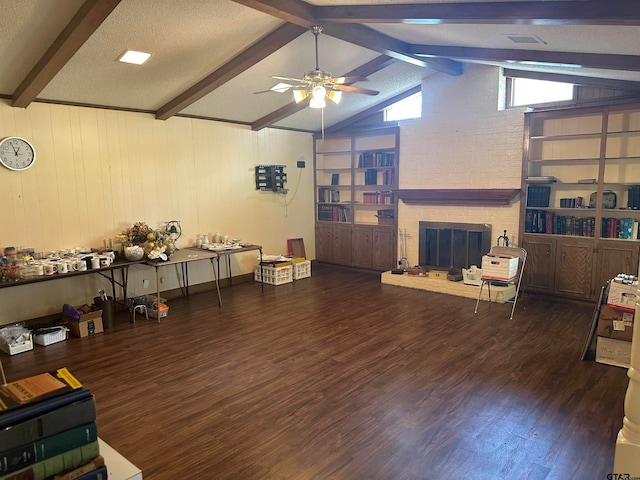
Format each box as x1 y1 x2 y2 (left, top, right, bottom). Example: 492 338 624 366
0 367 106 480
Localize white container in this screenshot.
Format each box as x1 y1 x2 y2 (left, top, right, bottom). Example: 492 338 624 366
33 326 68 346
293 260 311 280
254 265 293 285
0 332 33 355
481 255 518 280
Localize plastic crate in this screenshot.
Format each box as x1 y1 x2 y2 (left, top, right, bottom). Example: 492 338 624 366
33 326 68 346
293 260 311 280
254 265 293 285
0 332 33 355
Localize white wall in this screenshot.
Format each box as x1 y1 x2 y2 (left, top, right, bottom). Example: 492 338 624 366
0 101 314 324
398 64 526 266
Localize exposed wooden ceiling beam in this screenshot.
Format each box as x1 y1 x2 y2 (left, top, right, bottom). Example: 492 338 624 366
315 1 640 26
503 69 640 91
325 84 422 134
11 0 121 108
155 22 306 120
231 0 463 75
251 55 399 131
410 45 640 72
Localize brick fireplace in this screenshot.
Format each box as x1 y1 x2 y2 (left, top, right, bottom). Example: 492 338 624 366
418 221 491 270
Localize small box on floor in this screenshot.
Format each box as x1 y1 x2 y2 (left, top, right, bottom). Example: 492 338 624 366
64 306 104 338
292 259 311 280
597 305 634 342
33 326 68 346
596 336 631 368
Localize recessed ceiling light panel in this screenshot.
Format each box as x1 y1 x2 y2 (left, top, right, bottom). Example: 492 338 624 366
117 49 151 65
505 35 547 45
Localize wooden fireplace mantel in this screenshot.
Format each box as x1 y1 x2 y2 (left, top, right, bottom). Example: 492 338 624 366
396 189 521 206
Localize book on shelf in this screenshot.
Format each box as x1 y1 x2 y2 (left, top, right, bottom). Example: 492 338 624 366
526 185 551 207
0 441 100 480
331 173 339 186
526 176 557 183
357 151 395 168
0 368 83 415
0 422 98 475
0 396 96 452
364 169 378 185
317 187 340 203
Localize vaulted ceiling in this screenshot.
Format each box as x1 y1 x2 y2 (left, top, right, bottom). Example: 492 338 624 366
2 0 640 133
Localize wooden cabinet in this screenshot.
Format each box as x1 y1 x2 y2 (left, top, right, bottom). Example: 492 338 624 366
521 103 640 300
314 127 399 270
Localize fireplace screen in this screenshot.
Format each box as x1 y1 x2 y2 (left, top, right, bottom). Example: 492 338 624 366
419 222 491 270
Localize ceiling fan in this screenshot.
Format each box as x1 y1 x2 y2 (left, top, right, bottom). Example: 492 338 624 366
258 25 379 108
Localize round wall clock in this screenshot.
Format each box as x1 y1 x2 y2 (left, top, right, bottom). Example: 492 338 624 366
0 136 36 171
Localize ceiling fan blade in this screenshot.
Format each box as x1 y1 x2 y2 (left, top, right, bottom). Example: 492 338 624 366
330 76 369 85
334 85 379 96
272 75 305 83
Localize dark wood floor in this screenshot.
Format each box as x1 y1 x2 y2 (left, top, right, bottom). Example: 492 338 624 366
3 264 628 480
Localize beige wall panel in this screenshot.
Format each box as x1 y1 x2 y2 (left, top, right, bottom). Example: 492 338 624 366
0 100 313 323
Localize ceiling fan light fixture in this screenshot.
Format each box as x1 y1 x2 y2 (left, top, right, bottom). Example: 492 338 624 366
312 85 327 100
293 89 308 103
309 97 326 109
327 90 342 105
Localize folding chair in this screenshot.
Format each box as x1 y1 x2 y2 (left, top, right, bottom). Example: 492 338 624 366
474 246 527 320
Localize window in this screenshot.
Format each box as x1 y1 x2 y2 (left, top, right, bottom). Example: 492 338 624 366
509 77 574 108
384 92 422 121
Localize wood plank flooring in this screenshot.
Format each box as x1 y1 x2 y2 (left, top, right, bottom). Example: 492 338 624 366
2 264 628 480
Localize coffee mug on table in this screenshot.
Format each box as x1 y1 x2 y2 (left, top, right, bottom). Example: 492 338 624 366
58 261 70 274
91 257 100 269
43 263 57 275
99 256 111 267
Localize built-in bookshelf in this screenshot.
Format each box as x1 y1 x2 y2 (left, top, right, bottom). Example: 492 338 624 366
520 103 640 300
314 127 399 270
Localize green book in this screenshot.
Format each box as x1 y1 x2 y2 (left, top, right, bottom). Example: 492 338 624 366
0 423 97 475
0 441 100 480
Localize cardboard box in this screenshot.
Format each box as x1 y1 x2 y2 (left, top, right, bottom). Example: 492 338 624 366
607 281 637 312
597 305 634 342
66 309 104 338
427 269 448 280
481 255 518 280
596 336 631 368
0 331 33 355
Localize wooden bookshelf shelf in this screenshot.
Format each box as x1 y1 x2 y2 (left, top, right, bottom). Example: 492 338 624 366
396 188 520 206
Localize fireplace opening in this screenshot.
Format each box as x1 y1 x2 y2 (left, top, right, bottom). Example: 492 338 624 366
418 221 491 270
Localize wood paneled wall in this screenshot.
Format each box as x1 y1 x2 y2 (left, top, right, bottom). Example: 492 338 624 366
0 100 314 323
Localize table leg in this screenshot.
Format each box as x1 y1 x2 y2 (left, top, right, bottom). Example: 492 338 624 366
210 257 222 306
155 265 161 323
259 247 264 294
227 254 232 286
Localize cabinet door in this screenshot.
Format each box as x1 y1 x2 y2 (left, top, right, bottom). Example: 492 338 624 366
555 237 594 299
522 235 556 293
332 224 353 265
372 227 396 271
315 223 333 262
594 240 640 291
352 226 373 268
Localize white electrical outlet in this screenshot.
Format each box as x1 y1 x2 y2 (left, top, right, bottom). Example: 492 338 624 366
142 279 149 289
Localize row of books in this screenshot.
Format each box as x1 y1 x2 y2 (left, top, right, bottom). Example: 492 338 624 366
357 151 395 168
601 217 640 240
362 191 395 205
525 210 640 239
525 210 596 236
0 368 106 480
317 187 341 203
317 204 350 222
559 196 585 208
628 185 640 210
364 169 394 186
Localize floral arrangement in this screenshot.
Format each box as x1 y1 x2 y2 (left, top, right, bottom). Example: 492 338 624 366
122 222 176 261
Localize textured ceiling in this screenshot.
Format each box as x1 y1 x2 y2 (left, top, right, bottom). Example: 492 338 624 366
1 0 640 133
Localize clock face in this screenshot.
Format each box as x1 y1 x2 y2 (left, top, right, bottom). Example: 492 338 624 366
0 137 36 171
